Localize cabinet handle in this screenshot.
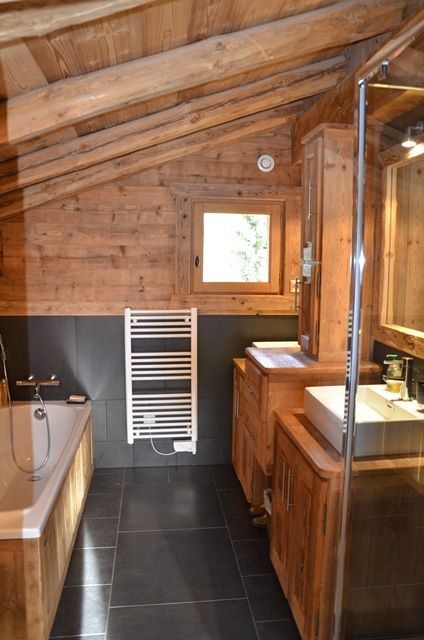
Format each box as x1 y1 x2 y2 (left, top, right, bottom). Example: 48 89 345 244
246 383 253 395
235 389 239 418
307 181 314 220
294 278 302 311
281 461 286 503
286 469 295 512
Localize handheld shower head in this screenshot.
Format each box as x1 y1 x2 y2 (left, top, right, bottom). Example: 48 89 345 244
0 334 6 362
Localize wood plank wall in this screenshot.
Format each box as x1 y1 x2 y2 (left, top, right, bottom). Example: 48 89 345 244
0 127 300 315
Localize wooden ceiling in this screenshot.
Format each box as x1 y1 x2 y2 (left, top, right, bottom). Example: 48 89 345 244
0 0 422 217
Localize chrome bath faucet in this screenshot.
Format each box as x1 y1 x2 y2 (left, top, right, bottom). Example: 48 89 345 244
16 375 61 399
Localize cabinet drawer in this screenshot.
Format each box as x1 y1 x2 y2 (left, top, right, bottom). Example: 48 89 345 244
244 360 268 420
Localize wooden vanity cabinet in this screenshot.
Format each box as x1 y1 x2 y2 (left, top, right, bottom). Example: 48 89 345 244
299 124 354 362
232 358 265 504
271 411 342 640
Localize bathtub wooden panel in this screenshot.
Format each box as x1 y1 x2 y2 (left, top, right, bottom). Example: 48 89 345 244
0 415 93 640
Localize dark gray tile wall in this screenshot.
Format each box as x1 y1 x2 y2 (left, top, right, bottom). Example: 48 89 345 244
0 315 297 468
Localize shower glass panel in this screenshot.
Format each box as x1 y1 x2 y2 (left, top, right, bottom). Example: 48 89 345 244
340 32 424 640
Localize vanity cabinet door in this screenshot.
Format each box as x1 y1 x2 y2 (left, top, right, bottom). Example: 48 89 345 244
232 363 255 503
231 366 243 469
289 454 328 639
271 414 341 640
271 426 297 596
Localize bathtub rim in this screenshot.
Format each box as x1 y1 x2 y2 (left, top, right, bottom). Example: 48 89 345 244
0 400 92 539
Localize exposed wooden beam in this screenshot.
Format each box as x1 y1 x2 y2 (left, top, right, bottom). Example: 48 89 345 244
369 89 424 125
0 102 303 219
292 75 356 163
0 0 162 43
0 57 345 195
0 0 412 146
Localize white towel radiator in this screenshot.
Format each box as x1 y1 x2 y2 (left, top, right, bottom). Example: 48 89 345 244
124 307 197 453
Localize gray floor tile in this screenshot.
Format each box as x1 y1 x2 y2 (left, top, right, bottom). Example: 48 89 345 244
111 528 244 606
120 481 224 531
219 488 249 513
94 468 125 477
256 618 301 639
168 465 214 483
124 466 169 484
107 600 257 640
74 517 119 549
89 473 124 494
50 585 110 637
244 574 292 622
65 548 115 586
225 511 267 541
234 539 274 576
83 493 122 518
211 464 241 489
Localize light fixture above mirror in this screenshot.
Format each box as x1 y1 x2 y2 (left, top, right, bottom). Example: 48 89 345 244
401 123 424 148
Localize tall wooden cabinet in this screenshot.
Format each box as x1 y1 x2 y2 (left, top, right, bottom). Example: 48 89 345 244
271 411 342 640
299 124 354 362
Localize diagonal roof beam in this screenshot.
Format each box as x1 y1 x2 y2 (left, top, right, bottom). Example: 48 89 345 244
0 0 414 146
0 56 345 194
0 0 163 43
0 102 303 218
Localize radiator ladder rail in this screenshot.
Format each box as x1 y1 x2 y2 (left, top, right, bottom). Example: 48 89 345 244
124 308 197 454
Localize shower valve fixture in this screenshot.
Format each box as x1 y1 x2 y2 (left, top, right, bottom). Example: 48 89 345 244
401 123 424 148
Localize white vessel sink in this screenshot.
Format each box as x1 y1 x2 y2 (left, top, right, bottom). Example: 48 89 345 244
252 341 299 349
304 384 423 457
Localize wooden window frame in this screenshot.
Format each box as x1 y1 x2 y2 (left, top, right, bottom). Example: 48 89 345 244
171 183 301 315
191 199 282 295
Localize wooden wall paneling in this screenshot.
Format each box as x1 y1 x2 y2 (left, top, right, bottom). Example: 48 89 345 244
0 130 301 315
283 198 301 296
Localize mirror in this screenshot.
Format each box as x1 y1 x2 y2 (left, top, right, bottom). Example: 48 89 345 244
369 33 424 358
381 154 424 333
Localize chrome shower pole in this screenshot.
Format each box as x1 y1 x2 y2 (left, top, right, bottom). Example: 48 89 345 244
332 78 368 639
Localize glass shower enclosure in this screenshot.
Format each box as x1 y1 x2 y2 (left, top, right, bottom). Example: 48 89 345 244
334 25 424 640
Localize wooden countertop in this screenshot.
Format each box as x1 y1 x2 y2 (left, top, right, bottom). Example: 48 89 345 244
232 357 246 376
274 409 342 479
245 346 380 378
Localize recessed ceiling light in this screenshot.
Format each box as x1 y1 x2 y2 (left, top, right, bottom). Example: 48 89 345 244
257 154 275 172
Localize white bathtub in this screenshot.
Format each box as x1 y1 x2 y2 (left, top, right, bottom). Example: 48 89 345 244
0 401 92 539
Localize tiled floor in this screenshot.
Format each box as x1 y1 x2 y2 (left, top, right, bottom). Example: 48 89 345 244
50 464 300 640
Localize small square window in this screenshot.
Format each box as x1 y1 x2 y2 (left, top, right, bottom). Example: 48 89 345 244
192 200 282 294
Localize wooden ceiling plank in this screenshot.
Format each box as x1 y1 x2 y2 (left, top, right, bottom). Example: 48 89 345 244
0 0 413 146
0 56 345 194
0 102 304 218
0 0 163 43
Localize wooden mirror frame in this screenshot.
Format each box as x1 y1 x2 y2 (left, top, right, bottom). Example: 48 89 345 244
372 134 424 359
364 12 424 359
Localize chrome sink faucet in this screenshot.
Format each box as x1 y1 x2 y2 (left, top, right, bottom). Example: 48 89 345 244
399 357 413 401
